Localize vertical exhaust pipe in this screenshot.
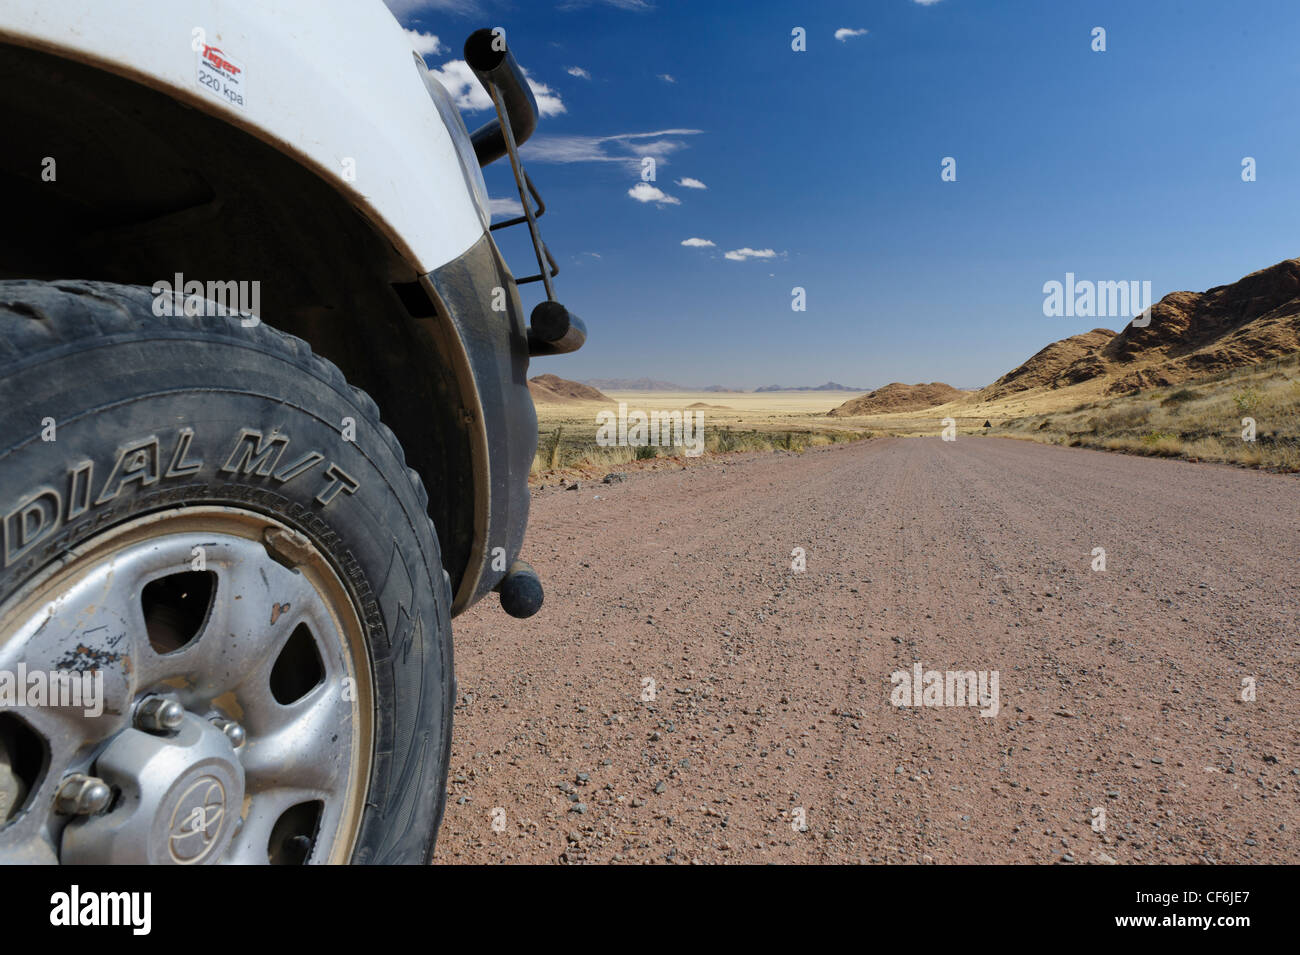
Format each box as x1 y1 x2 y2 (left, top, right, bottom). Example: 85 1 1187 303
464 28 538 167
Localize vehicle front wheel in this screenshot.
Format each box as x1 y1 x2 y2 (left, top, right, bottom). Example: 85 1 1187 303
0 280 452 864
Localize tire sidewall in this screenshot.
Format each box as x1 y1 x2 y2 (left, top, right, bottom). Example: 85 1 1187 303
0 303 451 863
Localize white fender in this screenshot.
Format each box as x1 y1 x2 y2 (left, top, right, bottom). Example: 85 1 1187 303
0 0 488 272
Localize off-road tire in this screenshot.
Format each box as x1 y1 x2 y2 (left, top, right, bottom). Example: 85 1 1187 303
0 280 453 864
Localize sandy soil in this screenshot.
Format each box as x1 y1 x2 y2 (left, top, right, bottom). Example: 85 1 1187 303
432 437 1300 864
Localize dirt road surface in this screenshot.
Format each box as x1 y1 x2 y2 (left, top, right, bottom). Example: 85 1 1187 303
432 437 1299 864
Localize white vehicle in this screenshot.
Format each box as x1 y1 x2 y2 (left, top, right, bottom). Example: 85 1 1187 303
0 1 584 864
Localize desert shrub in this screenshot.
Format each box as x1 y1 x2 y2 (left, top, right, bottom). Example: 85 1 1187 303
578 445 635 469
1161 388 1197 407
707 427 737 453
1232 388 1262 414
1091 402 1153 432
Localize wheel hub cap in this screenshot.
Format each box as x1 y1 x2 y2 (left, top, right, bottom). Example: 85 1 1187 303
62 711 245 864
0 508 372 865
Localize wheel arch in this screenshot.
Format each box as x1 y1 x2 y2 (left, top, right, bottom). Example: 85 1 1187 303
0 40 498 612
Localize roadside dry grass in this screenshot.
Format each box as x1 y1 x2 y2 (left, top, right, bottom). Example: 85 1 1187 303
531 419 870 477
528 363 1298 477
529 390 871 478
995 354 1300 471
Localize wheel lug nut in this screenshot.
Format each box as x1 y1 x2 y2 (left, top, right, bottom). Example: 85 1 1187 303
212 717 245 749
54 774 112 816
134 694 184 733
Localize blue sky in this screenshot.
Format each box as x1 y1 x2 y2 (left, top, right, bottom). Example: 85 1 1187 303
389 0 1300 389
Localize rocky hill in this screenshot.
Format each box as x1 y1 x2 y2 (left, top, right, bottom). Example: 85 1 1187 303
529 374 612 403
983 258 1300 399
829 382 967 416
979 329 1116 401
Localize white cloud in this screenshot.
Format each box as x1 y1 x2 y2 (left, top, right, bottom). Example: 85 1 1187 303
676 177 707 189
430 60 566 117
430 60 492 111
658 73 677 84
724 247 779 261
385 0 483 15
398 0 647 13
522 136 613 164
523 73 566 118
567 66 591 79
913 0 943 5
628 182 680 205
489 197 523 218
681 238 715 247
835 27 869 42
404 30 443 56
628 139 686 161
522 128 703 172
559 0 652 9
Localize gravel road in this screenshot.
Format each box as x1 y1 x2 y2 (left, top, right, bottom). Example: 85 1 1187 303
432 437 1299 864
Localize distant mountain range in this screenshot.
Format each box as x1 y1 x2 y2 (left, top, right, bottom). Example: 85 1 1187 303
577 259 1300 413
754 382 866 392
582 377 687 392
826 256 1300 418
582 378 864 392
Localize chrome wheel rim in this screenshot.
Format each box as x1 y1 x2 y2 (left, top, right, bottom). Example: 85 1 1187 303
0 507 372 864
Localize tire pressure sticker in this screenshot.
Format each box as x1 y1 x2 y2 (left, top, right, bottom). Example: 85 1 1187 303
197 43 245 109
